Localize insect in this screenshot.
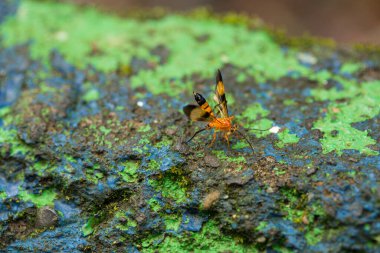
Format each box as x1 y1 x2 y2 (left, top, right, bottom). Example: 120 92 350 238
183 69 254 151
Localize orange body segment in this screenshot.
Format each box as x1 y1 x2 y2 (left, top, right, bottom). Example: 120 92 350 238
200 102 214 117
183 69 255 151
208 116 234 131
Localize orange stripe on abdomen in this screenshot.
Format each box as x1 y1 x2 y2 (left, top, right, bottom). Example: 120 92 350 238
201 102 214 115
194 92 214 116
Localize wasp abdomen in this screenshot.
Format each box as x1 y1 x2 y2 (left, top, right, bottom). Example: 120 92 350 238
193 92 213 115
193 92 206 105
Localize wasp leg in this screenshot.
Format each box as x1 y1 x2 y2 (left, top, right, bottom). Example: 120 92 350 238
224 133 230 147
208 131 217 148
234 129 254 152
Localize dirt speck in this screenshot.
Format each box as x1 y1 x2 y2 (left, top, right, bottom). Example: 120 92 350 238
202 190 221 210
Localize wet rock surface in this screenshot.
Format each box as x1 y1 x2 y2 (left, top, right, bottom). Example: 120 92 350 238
0 1 380 252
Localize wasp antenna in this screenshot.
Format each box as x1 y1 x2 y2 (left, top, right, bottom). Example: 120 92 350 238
216 69 223 83
186 128 208 144
235 129 254 152
249 127 272 132
239 123 271 132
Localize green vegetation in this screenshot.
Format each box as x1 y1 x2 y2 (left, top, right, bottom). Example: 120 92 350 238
147 197 162 212
213 150 245 163
83 88 100 102
115 211 138 231
86 163 103 184
0 191 7 199
255 221 268 232
18 188 57 207
82 216 102 236
276 128 300 148
149 173 188 204
238 103 272 138
305 227 323 245
1 0 310 96
119 161 139 183
340 62 363 74
141 220 258 253
313 80 380 155
0 128 32 156
163 214 181 231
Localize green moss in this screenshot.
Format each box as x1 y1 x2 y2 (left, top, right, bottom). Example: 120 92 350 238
83 88 100 102
142 220 258 253
313 80 380 155
279 188 306 223
0 106 11 118
283 99 297 106
273 167 286 176
99 126 111 135
137 124 152 133
212 150 246 163
154 136 173 148
82 216 101 237
18 188 57 207
311 77 358 101
147 197 162 212
0 128 32 156
276 128 300 148
86 163 102 184
149 174 188 204
119 160 139 183
147 159 160 171
163 214 181 232
279 188 326 242
0 191 7 200
240 103 269 121
115 211 138 231
32 160 55 175
238 103 272 138
272 246 295 253
305 227 323 245
0 106 14 126
309 69 332 84
64 155 76 163
340 62 363 74
1 0 308 96
212 150 246 170
255 221 268 232
232 140 249 149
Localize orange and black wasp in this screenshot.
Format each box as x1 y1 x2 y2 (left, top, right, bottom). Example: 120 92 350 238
183 69 254 151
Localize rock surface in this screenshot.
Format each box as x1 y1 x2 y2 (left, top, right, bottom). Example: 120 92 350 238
0 0 379 252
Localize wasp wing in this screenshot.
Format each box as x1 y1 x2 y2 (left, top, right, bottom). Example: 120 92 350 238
183 104 214 122
214 69 229 118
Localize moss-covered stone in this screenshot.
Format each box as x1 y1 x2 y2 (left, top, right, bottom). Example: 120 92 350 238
1 0 379 252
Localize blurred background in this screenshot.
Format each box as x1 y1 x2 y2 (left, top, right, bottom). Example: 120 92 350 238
71 0 380 45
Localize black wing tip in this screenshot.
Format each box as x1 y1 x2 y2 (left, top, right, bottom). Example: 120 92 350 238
216 69 223 83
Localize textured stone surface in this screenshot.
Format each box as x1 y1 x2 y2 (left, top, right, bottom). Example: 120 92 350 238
0 1 379 252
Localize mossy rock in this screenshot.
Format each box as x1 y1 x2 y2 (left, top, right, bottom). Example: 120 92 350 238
0 0 380 252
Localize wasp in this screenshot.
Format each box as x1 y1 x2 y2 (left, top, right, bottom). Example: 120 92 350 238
183 69 254 151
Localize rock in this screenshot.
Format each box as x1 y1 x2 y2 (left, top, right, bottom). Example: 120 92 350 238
204 155 220 168
1 0 379 252
35 207 58 228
